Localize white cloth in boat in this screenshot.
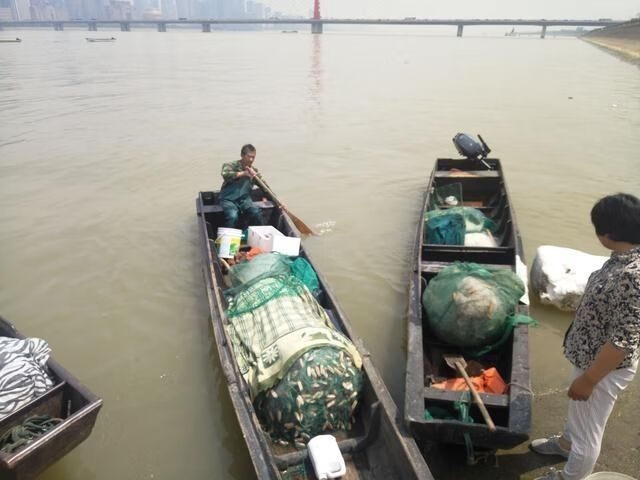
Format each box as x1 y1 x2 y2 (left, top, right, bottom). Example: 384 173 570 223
0 336 55 420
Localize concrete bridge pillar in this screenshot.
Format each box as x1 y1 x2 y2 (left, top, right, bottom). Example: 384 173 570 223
202 23 211 32
88 22 97 31
311 22 323 34
120 22 130 32
53 22 64 31
456 24 463 37
540 25 547 39
158 23 166 32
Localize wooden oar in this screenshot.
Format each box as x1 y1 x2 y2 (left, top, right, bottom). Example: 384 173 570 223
443 353 496 432
253 176 316 236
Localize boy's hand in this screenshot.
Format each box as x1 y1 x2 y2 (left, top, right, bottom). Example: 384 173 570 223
568 374 596 401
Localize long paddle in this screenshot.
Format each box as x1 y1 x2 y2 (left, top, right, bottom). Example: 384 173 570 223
443 353 496 432
253 176 316 236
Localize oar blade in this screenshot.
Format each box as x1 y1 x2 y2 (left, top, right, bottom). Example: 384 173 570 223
285 210 316 236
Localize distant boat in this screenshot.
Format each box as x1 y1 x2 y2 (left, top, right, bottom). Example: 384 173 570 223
86 37 116 42
0 38 21 43
505 27 517 37
281 30 298 34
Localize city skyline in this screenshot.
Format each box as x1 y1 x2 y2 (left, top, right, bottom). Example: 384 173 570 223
1 0 638 22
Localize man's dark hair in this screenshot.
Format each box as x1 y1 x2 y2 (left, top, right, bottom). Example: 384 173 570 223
591 193 640 244
241 144 256 156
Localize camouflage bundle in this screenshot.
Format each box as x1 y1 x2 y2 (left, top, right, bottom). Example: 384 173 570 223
254 346 363 447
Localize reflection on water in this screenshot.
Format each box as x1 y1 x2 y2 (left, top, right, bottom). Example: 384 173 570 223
0 29 639 480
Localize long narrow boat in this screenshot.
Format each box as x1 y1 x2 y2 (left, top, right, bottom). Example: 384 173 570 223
0 316 102 480
196 188 433 480
404 157 532 454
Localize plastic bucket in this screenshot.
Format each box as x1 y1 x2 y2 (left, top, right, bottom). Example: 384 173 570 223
215 227 242 259
584 473 637 480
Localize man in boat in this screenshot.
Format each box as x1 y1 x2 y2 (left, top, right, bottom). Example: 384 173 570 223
531 193 640 480
219 144 264 228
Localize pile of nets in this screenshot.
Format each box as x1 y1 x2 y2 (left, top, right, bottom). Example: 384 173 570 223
228 253 320 297
423 262 535 354
424 207 496 246
224 252 363 446
254 346 362 446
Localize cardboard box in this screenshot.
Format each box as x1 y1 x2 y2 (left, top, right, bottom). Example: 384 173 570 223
247 226 300 256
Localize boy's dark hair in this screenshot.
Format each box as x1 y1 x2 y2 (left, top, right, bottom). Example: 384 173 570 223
241 144 256 156
591 193 640 244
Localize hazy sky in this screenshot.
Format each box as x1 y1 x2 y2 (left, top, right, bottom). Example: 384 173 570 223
265 0 640 20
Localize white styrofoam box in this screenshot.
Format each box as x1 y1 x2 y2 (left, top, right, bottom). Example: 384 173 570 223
247 226 282 251
247 226 300 256
272 236 300 256
307 435 346 480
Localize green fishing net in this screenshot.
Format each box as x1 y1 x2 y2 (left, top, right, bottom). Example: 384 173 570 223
228 253 320 296
254 346 363 446
425 213 466 245
425 207 496 237
229 253 292 286
423 262 526 348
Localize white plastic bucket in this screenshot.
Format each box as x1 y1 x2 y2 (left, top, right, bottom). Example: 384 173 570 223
584 473 637 480
215 227 242 259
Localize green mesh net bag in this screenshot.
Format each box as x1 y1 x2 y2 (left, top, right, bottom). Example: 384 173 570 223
229 253 320 296
254 346 363 446
423 262 527 349
425 213 466 245
424 207 496 239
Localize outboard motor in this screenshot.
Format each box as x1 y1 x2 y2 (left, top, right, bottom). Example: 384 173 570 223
452 133 492 169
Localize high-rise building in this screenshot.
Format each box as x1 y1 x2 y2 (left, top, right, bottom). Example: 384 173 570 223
5 0 31 20
160 0 176 19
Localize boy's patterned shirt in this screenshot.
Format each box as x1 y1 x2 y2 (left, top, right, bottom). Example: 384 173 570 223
564 246 640 369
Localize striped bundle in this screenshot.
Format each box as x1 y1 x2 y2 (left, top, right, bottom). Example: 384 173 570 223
0 337 55 420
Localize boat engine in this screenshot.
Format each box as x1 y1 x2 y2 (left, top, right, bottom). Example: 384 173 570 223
452 133 492 168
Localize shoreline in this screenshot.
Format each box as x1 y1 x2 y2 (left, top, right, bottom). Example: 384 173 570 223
582 20 640 60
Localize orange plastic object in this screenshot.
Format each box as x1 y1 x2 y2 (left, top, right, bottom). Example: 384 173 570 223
431 367 507 394
246 247 263 260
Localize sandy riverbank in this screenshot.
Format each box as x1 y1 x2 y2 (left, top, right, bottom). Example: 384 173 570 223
582 20 640 59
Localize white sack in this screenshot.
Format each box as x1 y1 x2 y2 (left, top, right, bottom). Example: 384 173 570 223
529 245 608 311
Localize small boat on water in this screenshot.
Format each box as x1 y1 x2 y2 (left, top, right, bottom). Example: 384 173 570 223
85 37 116 42
404 139 532 457
0 316 102 480
0 38 21 43
281 30 299 34
196 187 433 479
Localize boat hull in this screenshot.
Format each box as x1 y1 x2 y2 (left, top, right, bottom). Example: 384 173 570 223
196 189 433 479
405 158 532 452
0 317 102 480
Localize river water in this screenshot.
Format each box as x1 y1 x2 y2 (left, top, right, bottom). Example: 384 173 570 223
1 28 639 480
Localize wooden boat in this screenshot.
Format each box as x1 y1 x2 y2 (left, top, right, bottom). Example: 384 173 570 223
85 37 116 42
0 316 102 480
0 38 22 43
404 157 532 454
196 188 433 480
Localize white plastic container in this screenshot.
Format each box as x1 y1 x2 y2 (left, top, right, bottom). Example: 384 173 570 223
247 226 300 256
215 227 242 258
307 435 346 480
584 473 637 480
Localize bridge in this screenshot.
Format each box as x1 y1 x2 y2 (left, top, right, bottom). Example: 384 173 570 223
0 18 622 38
